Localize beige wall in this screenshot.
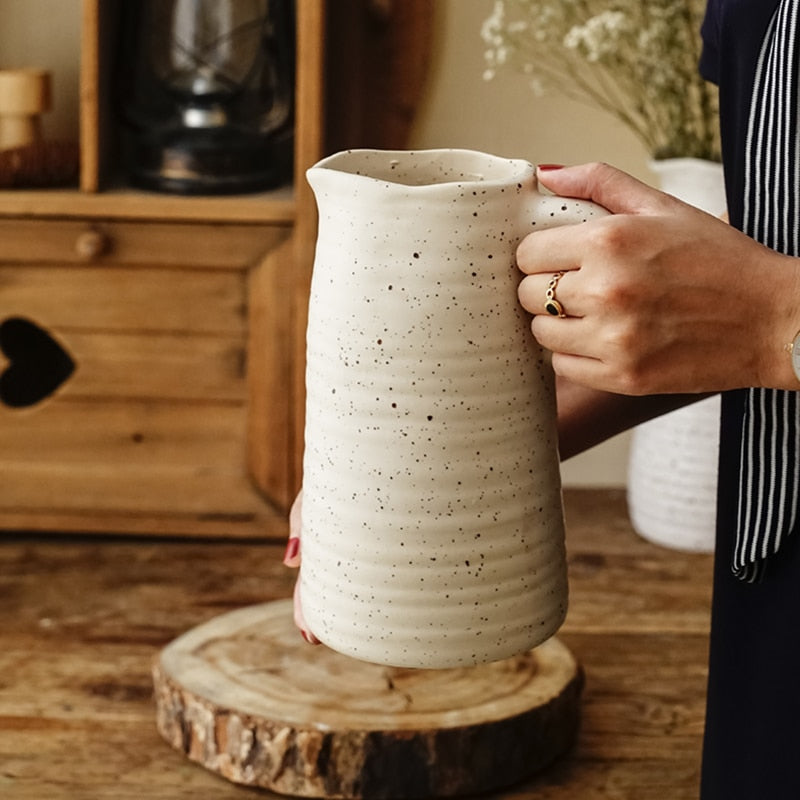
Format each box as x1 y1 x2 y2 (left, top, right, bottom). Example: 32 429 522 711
408 0 658 487
0 0 82 141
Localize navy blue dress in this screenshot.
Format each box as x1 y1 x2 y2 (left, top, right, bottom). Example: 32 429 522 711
700 2 800 797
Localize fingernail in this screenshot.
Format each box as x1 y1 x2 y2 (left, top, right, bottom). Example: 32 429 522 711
301 629 321 645
537 163 564 171
283 537 300 564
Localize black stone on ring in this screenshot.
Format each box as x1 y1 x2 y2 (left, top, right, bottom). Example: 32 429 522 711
544 297 565 316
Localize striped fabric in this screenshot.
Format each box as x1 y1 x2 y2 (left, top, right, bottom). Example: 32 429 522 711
736 0 800 582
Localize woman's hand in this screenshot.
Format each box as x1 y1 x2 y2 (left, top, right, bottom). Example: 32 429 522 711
517 162 800 395
282 490 319 644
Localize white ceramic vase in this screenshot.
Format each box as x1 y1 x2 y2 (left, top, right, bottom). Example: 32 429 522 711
301 149 607 668
627 158 727 553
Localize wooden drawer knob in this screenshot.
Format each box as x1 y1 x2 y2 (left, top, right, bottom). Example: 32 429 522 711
75 229 109 260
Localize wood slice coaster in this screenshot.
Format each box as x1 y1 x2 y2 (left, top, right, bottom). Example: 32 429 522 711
153 600 582 799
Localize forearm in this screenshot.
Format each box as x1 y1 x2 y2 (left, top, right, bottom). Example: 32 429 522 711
556 376 713 460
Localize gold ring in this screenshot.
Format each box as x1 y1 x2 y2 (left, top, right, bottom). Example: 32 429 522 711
544 271 566 317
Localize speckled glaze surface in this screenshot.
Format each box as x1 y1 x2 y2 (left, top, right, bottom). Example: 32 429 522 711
301 149 607 668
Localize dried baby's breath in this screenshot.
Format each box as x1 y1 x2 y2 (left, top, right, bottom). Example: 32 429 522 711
482 0 720 160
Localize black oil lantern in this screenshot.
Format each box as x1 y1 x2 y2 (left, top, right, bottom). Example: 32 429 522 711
117 0 294 194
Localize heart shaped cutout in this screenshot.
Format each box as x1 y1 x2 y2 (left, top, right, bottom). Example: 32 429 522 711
0 317 76 408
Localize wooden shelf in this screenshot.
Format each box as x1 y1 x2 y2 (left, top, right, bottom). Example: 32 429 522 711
0 0 312 225
0 184 296 222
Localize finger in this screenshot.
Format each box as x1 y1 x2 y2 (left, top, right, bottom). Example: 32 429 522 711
283 490 303 567
528 314 617 389
283 536 300 567
293 579 320 645
516 222 587 277
531 317 644 395
548 348 656 397
531 314 602 358
289 489 303 536
549 351 619 393
518 269 581 318
537 162 676 216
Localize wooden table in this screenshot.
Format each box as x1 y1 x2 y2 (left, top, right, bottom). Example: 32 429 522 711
0 489 713 799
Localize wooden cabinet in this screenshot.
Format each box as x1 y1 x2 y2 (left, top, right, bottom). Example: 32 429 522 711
0 0 432 538
0 0 325 536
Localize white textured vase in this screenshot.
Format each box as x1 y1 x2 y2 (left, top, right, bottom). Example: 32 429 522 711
627 158 726 553
302 149 607 668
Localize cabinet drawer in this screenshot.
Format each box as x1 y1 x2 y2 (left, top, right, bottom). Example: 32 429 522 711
0 221 293 537
0 269 247 402
1 263 246 335
0 219 288 269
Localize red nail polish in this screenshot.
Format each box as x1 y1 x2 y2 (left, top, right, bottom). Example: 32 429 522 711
283 537 300 562
537 163 564 171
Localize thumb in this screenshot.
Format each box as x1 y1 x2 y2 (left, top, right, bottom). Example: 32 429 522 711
537 162 674 216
